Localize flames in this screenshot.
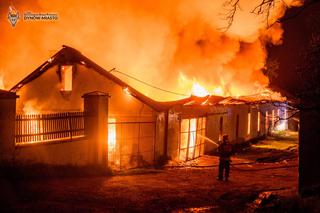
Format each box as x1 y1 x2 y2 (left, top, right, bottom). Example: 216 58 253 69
191 83 209 97
0 74 5 90
179 71 275 98
23 100 40 115
22 101 42 140
191 82 226 97
108 118 116 151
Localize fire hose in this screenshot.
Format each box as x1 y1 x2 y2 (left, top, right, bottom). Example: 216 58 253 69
166 162 298 171
230 163 298 171
190 134 299 171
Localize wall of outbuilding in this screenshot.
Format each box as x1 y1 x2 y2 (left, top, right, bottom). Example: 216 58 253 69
192 103 282 155
167 112 180 161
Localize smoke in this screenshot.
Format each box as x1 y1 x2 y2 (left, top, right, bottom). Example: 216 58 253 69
0 0 301 100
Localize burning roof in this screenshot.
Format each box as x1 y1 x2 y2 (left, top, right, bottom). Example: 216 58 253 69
10 45 286 113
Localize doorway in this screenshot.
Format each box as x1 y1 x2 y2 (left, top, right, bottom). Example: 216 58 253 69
179 117 206 161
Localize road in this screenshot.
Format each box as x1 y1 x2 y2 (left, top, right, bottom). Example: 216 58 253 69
0 134 299 212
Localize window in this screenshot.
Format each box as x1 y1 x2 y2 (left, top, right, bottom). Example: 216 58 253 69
265 111 269 132
60 65 73 91
247 111 251 135
219 116 223 140
257 111 261 132
284 108 288 129
271 110 275 129
236 114 239 139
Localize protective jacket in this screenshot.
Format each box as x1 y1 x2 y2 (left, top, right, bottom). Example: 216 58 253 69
218 142 233 161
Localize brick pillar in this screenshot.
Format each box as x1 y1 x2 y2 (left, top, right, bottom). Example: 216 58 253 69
83 91 109 168
0 90 18 164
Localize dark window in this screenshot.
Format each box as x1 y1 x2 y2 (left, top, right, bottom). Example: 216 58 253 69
219 116 223 139
236 114 239 138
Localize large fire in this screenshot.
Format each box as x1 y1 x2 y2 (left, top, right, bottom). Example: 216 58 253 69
22 101 43 141
191 83 209 97
108 118 116 152
0 1 302 101
23 100 40 115
179 71 274 98
0 74 5 90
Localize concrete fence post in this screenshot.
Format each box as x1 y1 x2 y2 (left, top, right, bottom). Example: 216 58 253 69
82 91 109 168
0 90 18 164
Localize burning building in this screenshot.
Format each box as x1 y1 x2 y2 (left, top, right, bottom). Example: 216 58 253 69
0 45 288 170
10 46 168 169
164 95 287 162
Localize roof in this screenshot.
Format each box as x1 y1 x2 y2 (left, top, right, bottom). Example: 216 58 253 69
219 93 286 105
10 45 286 112
10 45 168 111
159 95 225 108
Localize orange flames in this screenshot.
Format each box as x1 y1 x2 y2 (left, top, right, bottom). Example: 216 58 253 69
23 101 40 115
22 101 43 139
0 74 5 90
179 71 273 98
192 83 209 97
108 118 116 154
0 1 302 101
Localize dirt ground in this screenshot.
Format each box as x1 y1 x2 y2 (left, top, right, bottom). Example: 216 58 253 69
0 132 306 212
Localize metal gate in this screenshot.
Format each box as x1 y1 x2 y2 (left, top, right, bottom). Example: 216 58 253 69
107 120 156 170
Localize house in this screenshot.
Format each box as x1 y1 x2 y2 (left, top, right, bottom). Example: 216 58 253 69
10 45 168 169
3 45 288 170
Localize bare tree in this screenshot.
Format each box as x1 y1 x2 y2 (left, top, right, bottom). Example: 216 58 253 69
223 0 320 29
222 0 240 30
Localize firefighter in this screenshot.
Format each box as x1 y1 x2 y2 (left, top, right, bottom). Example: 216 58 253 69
217 134 233 181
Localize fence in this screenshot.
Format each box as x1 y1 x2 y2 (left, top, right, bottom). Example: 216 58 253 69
15 112 85 144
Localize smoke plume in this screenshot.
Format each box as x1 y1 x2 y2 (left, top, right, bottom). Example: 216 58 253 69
0 0 301 100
